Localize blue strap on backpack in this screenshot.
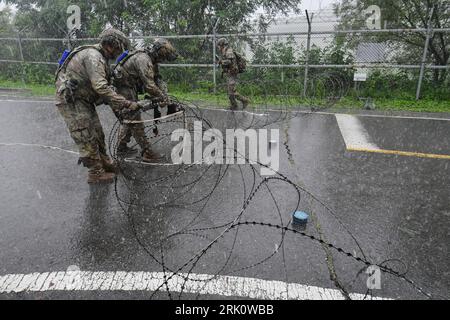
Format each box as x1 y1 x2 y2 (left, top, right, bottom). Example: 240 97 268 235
116 50 129 64
58 50 71 66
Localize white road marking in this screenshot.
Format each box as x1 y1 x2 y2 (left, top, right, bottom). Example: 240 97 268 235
0 143 252 167
1 99 449 122
335 114 380 150
0 271 389 300
0 99 55 103
335 115 450 159
0 143 79 155
199 106 450 122
0 143 194 167
329 112 450 122
240 110 268 117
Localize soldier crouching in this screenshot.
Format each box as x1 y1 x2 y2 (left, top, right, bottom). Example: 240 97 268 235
55 28 143 184
112 38 179 162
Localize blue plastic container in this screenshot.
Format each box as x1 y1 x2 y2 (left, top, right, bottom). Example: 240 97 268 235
293 211 309 225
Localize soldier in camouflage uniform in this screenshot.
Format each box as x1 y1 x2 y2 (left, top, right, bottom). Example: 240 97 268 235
217 38 250 110
112 38 179 162
55 28 143 184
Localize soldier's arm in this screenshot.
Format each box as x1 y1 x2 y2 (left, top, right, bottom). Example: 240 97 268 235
135 55 167 100
84 53 132 112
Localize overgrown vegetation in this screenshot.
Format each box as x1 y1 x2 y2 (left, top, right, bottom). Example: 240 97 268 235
0 1 448 112
1 78 448 113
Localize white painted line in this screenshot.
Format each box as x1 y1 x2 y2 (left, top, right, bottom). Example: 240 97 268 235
0 271 389 300
326 112 450 122
199 106 450 122
335 114 380 150
241 110 268 117
0 143 201 167
0 143 79 155
0 143 180 167
199 106 272 117
0 99 54 103
1 98 448 122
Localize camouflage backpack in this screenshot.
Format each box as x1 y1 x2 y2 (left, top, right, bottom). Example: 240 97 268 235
55 45 99 80
234 51 247 73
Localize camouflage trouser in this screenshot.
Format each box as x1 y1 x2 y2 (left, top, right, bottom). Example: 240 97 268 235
226 73 249 109
115 111 150 152
112 87 150 152
56 97 109 172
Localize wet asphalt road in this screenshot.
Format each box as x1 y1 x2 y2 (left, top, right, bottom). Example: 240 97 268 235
0 98 449 300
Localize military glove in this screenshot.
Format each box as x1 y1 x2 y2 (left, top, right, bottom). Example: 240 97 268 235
159 98 170 108
128 102 141 112
137 100 153 110
121 100 151 116
151 96 169 108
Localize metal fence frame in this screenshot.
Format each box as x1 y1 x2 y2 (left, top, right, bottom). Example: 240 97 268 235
0 24 449 100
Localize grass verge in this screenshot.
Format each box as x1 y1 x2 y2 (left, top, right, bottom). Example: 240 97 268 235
0 80 55 96
172 89 450 113
1 80 449 113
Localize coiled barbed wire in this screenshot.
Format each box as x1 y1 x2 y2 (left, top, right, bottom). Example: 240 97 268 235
105 82 444 300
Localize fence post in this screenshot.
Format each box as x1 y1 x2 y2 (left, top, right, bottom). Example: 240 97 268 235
17 31 26 84
17 34 24 61
416 7 434 101
212 19 220 94
303 10 313 98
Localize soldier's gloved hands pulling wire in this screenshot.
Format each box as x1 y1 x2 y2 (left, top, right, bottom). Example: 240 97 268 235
144 95 170 109
121 100 153 116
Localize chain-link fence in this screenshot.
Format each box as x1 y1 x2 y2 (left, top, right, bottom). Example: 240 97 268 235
0 12 449 103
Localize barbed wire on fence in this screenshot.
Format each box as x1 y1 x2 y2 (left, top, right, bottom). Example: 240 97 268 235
0 26 448 100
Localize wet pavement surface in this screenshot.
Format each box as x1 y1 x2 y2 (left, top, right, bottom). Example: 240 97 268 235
361 117 450 154
0 98 449 300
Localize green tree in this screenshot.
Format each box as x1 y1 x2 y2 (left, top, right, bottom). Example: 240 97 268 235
0 7 14 34
334 0 450 84
6 0 302 36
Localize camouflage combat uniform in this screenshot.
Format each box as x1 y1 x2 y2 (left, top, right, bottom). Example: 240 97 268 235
219 46 250 110
55 44 134 176
112 50 168 153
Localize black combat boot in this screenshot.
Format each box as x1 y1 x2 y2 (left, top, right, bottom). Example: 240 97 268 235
83 160 116 184
229 99 239 111
101 157 119 173
241 97 250 109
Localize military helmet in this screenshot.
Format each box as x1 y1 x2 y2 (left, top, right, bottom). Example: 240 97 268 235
217 38 229 48
145 38 178 62
99 28 131 52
